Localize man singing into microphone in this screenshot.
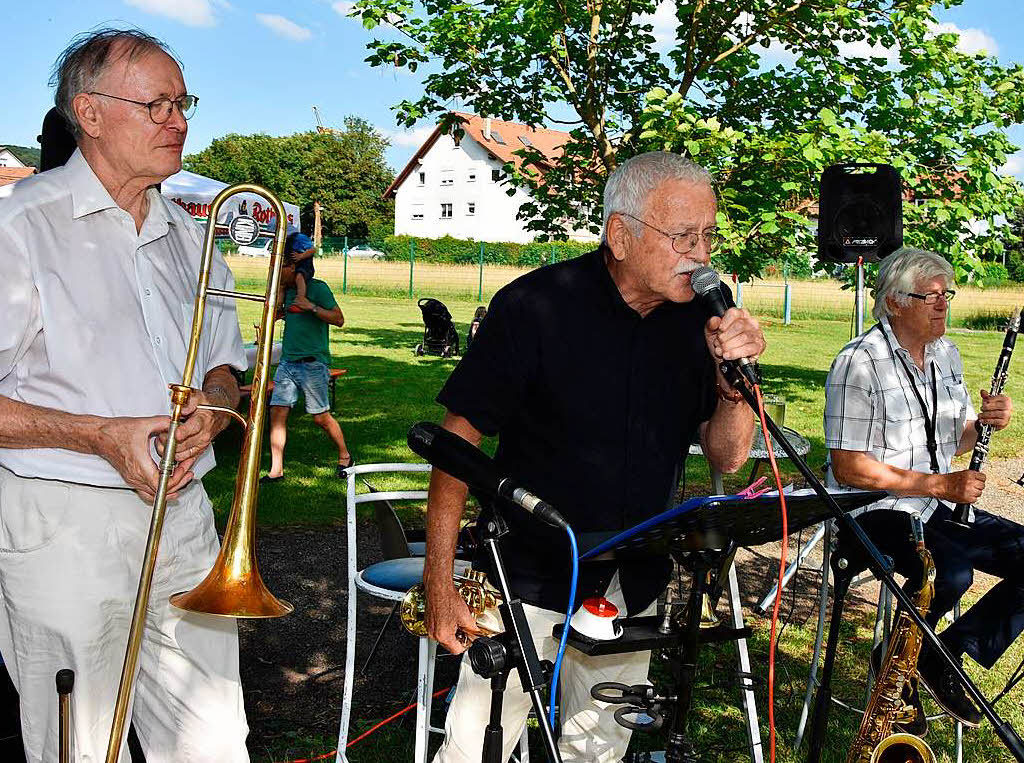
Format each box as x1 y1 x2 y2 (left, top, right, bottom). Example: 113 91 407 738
423 151 765 762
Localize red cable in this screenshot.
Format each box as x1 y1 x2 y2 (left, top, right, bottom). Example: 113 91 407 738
275 685 451 763
754 385 788 763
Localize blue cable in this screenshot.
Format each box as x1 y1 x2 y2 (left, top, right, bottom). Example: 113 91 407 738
549 525 579 730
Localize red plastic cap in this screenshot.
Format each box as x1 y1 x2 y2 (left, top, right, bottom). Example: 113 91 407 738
581 597 619 618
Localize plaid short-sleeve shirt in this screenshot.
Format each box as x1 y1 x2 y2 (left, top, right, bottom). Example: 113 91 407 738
823 318 975 521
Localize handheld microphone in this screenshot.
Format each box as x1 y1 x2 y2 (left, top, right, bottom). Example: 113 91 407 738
407 422 570 530
690 266 761 387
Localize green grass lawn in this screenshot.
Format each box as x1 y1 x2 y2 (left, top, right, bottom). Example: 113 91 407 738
209 287 1024 529
209 277 1024 762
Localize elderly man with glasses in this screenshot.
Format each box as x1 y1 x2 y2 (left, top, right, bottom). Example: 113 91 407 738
422 151 765 762
824 247 1019 735
0 28 249 762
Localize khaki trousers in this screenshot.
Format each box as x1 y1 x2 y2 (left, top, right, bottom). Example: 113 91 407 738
433 573 654 763
0 467 249 762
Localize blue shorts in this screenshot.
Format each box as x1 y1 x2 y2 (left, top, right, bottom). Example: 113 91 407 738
270 360 331 414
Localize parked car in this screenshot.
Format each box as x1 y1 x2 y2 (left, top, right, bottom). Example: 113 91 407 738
237 238 272 257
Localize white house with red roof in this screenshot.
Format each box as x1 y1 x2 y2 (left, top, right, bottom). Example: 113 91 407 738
0 147 36 188
384 113 596 244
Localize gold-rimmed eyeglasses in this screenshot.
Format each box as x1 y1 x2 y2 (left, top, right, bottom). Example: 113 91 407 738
903 289 956 305
89 92 199 124
619 212 724 255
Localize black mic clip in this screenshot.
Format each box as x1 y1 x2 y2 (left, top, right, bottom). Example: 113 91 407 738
719 359 760 393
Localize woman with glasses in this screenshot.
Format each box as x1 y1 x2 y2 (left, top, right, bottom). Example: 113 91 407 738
823 247 1019 735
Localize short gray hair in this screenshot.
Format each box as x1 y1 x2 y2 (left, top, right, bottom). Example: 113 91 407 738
872 247 955 321
50 27 177 139
602 151 713 242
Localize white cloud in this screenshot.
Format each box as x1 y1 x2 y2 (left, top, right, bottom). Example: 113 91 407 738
256 14 312 41
640 0 678 49
381 125 436 148
1002 151 1024 177
124 0 217 26
928 22 999 57
332 1 355 16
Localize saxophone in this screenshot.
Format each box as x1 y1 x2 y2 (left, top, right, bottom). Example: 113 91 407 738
845 515 937 763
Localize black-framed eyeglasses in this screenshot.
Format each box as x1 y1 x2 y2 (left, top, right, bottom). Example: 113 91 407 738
619 212 724 255
89 92 198 124
903 289 956 305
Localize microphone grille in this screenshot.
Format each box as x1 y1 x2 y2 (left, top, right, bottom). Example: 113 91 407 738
690 266 720 296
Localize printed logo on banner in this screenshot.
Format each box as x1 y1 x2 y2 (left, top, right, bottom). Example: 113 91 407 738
229 215 261 245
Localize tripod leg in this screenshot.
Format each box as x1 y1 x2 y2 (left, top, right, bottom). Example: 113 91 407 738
727 563 763 763
482 671 510 763
806 563 853 763
794 522 832 751
665 556 709 763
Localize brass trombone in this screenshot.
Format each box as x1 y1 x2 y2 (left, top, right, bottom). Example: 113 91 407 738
105 184 293 762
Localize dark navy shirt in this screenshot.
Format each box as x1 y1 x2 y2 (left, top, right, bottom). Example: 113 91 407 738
437 247 718 612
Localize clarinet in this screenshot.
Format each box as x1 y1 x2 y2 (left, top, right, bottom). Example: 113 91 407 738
951 309 1022 525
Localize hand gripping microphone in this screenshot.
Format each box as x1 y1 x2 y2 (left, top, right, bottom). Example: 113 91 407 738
407 421 570 530
690 266 761 387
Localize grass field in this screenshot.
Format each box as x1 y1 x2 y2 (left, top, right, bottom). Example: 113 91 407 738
226 255 1024 323
212 258 1024 762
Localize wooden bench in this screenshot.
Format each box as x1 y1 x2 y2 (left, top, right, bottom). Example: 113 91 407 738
239 368 347 409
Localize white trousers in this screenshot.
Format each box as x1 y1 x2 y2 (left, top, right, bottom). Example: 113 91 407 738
0 467 249 762
433 573 654 763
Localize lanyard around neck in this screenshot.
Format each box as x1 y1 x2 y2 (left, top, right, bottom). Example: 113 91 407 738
893 348 940 474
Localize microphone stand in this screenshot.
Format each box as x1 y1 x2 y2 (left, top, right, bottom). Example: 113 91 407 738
718 364 1024 762
468 505 563 763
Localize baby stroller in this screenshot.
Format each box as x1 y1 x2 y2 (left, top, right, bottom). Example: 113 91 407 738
415 297 460 357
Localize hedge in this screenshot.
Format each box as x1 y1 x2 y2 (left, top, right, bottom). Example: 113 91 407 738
379 235 595 267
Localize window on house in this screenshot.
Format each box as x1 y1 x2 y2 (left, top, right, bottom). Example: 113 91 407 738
467 202 476 216
467 171 477 182
441 203 453 219
417 171 425 185
411 204 424 221
491 130 506 145
491 169 502 182
441 170 454 186
519 135 534 148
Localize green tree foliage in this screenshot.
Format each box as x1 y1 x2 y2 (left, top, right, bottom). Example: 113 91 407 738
351 0 1024 279
1001 206 1024 282
184 117 395 238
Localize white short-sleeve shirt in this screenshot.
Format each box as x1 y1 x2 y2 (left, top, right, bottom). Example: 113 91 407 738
823 318 975 521
0 149 246 487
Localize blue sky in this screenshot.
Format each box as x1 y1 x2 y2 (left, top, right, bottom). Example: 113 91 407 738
2 1 1022 177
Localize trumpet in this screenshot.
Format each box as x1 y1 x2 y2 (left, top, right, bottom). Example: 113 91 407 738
105 184 293 762
401 570 502 644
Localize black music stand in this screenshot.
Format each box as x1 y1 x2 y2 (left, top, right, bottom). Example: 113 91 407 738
558 491 885 763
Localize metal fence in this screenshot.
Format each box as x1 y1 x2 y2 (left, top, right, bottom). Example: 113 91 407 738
225 255 1024 325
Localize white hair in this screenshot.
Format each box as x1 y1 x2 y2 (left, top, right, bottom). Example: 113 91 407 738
872 247 955 321
50 27 176 139
602 151 713 242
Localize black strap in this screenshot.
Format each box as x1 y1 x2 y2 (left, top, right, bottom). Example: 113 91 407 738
893 349 941 474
